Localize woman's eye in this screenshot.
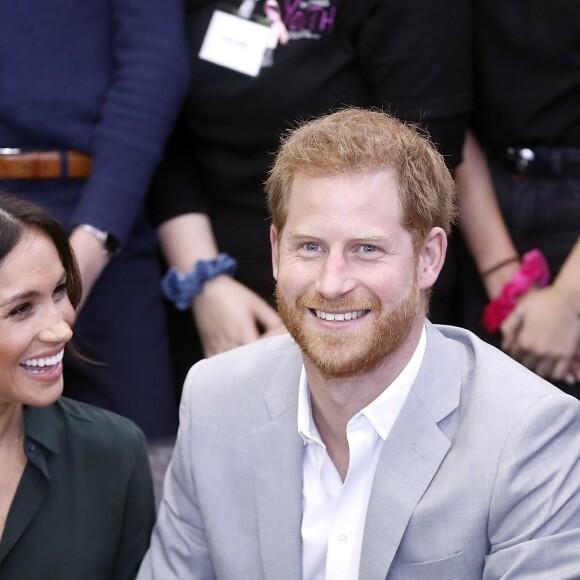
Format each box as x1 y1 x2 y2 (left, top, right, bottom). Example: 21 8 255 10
53 282 67 298
9 303 32 318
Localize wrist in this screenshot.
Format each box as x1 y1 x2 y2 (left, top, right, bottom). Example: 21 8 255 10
483 261 521 299
161 253 238 310
480 256 520 279
76 224 120 257
552 280 580 316
482 249 550 333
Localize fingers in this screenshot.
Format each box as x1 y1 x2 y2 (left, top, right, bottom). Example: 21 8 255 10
194 276 282 357
260 323 288 339
252 297 282 330
500 308 524 352
507 337 579 385
564 354 580 386
498 287 580 386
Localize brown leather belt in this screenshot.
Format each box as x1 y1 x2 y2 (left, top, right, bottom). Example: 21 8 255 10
0 149 93 179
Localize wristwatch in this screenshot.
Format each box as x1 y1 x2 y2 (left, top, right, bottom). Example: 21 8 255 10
77 224 120 257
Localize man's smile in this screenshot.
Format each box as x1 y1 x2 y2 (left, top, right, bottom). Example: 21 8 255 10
312 309 369 321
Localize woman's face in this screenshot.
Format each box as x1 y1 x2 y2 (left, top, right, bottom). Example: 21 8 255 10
0 230 75 408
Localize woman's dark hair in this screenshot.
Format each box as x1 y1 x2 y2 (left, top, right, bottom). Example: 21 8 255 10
0 191 82 308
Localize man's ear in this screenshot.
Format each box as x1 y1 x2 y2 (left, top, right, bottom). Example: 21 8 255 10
418 227 447 290
270 225 279 281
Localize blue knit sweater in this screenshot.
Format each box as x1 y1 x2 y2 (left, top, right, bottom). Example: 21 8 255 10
0 0 189 244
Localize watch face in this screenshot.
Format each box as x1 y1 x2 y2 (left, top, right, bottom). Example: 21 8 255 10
104 233 120 256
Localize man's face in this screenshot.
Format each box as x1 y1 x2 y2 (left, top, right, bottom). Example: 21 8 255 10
271 170 425 379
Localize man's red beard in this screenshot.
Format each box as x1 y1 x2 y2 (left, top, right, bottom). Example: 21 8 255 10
275 279 420 379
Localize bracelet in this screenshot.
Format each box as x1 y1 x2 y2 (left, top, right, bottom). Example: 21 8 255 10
161 253 238 311
481 256 520 279
482 249 550 334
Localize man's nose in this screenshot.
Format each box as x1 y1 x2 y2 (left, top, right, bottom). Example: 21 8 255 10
314 252 357 300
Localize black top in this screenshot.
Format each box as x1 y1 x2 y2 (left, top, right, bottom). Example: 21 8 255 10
472 0 580 148
0 398 155 580
150 0 471 300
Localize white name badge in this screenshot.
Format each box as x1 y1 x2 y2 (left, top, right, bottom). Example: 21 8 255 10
199 10 272 77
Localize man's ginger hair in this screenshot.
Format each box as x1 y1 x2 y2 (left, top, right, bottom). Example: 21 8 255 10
265 108 456 247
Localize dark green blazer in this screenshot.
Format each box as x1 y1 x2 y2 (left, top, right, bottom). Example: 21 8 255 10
0 397 155 579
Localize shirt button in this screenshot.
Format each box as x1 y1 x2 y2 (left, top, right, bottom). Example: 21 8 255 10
338 533 348 542
27 441 36 452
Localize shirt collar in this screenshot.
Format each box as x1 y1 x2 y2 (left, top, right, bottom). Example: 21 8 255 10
22 404 63 479
24 403 62 454
297 325 427 444
297 367 320 445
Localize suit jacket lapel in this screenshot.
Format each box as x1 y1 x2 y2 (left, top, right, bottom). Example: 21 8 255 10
252 340 304 580
359 323 463 578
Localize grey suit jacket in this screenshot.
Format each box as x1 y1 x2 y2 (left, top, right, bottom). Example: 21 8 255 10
138 323 580 579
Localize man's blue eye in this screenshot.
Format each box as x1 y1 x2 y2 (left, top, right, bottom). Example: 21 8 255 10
305 242 319 251
361 245 376 253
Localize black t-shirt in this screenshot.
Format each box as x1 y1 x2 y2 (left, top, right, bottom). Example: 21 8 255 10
151 0 470 298
472 0 580 148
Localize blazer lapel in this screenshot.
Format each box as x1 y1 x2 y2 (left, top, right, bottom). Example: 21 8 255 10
359 323 463 578
252 340 304 580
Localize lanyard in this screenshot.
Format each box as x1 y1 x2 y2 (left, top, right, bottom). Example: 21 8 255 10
237 0 258 18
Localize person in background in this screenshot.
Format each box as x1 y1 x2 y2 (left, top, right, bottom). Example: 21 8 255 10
455 0 580 396
0 1 189 446
0 193 154 580
150 0 471 389
138 109 580 580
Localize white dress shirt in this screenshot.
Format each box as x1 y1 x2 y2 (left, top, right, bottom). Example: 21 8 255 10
298 326 427 580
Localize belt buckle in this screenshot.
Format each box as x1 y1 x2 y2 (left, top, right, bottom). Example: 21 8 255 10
0 148 22 155
506 147 535 178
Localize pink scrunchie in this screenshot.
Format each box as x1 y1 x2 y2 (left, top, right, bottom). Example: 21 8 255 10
482 249 551 334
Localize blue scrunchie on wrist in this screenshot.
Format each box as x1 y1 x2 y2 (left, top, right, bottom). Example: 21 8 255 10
161 253 238 310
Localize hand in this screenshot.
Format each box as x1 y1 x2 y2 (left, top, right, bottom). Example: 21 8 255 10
564 352 580 386
69 228 110 312
192 275 282 357
260 323 288 340
501 285 580 383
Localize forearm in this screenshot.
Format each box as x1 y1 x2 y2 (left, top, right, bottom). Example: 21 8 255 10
158 213 220 273
456 131 520 298
71 0 189 244
552 237 580 315
68 228 111 309
158 214 282 355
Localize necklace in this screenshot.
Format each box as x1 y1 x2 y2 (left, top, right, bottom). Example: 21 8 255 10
0 406 25 457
